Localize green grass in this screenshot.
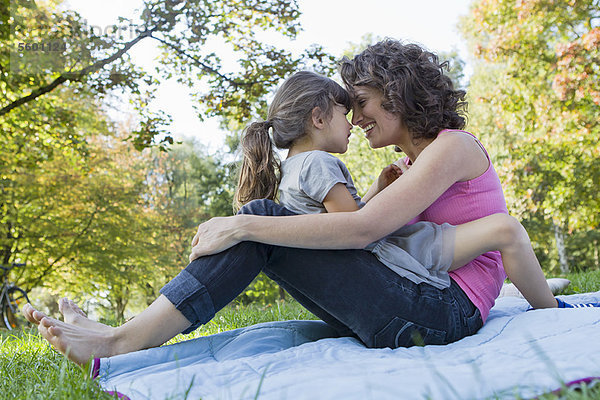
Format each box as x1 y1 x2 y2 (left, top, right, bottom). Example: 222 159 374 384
0 300 317 400
2 274 600 400
167 299 319 344
561 269 600 296
0 329 115 399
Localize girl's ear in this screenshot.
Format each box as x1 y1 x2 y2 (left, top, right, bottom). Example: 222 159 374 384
311 107 325 130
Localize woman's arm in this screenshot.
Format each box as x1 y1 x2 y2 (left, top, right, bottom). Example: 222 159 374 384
189 133 487 260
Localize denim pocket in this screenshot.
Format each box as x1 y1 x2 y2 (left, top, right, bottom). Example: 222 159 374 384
463 307 483 335
373 316 447 348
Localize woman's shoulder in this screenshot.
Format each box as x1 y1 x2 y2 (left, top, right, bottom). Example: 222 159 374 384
437 129 479 144
424 130 490 181
433 130 488 155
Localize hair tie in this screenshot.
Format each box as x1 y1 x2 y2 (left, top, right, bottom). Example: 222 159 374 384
264 120 273 129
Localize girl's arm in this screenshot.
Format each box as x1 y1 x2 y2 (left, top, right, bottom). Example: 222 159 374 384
189 133 487 260
322 183 360 213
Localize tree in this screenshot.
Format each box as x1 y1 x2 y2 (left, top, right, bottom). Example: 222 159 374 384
461 0 600 273
2 0 336 148
139 140 237 305
1 0 342 313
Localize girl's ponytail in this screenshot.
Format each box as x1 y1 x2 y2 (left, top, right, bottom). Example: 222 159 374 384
233 120 280 211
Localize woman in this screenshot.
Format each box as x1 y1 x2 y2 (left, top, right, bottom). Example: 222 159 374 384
23 39 553 366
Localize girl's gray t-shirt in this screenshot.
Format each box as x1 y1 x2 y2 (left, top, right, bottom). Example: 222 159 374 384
278 150 454 290
279 151 365 214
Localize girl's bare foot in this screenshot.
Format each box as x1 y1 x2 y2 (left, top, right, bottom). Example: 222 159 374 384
58 298 112 332
37 316 117 366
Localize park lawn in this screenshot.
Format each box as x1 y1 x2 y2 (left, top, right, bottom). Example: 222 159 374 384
1 270 600 400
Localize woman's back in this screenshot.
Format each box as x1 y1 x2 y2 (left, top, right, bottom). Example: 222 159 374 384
410 130 508 322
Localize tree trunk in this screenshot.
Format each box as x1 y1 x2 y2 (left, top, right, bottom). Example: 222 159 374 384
594 238 599 269
113 286 130 323
553 221 569 274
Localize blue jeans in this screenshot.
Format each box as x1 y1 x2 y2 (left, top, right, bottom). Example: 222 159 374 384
160 199 483 348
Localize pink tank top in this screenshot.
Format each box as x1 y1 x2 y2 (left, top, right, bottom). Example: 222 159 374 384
408 130 508 322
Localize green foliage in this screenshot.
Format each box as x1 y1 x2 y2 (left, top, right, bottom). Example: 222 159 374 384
2 0 337 149
461 0 600 273
0 119 172 321
139 140 238 307
236 272 285 305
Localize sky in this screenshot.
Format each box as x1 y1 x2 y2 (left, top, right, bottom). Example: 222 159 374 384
64 0 474 152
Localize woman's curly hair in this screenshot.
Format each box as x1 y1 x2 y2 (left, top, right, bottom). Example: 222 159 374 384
339 39 468 142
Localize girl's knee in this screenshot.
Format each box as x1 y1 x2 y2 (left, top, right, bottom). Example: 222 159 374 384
492 214 529 247
237 199 277 215
237 199 298 217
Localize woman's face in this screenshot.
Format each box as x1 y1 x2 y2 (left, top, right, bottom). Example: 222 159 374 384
350 86 405 149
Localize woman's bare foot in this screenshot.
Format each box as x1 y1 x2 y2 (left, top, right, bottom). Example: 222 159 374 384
37 316 117 366
32 294 190 366
58 298 112 332
22 303 47 325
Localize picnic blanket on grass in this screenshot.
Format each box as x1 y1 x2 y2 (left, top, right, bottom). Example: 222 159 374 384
96 292 600 399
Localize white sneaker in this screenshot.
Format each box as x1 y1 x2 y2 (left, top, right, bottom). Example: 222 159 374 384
498 278 571 298
546 278 571 295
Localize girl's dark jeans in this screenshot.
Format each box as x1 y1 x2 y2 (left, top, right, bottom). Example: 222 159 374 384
160 199 483 348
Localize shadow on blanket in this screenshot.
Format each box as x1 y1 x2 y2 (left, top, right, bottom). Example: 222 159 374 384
96 292 600 400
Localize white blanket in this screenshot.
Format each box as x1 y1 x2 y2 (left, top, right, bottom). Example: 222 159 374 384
97 292 600 399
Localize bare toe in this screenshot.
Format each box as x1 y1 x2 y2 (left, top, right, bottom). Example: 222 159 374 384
59 297 87 320
22 304 38 324
23 304 48 324
32 309 48 323
40 316 57 329
56 298 112 332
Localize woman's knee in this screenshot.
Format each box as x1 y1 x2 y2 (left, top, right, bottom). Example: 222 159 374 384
237 199 297 217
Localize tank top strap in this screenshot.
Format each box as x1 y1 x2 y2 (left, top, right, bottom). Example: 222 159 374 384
438 129 490 161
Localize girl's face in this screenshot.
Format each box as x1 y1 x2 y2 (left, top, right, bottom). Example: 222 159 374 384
350 86 405 148
319 104 353 154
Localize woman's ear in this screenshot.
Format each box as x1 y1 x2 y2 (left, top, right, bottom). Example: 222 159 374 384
311 107 325 130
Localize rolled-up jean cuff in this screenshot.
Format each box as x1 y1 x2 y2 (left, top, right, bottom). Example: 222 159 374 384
160 269 216 334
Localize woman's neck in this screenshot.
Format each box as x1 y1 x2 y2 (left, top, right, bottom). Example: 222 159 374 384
396 136 435 162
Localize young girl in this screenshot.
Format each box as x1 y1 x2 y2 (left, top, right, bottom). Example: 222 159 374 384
234 70 586 309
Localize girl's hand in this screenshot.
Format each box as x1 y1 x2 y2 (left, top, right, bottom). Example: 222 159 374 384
377 159 409 191
189 216 243 262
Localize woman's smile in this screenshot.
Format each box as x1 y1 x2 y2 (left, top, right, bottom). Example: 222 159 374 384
362 122 376 137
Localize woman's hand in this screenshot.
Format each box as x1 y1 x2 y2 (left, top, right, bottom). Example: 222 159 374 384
189 216 244 262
